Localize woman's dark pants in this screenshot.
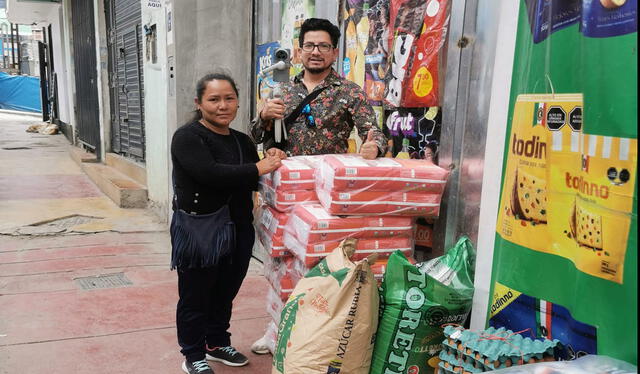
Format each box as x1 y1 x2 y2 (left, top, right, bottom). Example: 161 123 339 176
176 223 254 362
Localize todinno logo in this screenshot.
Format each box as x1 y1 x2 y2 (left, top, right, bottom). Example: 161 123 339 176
424 306 448 326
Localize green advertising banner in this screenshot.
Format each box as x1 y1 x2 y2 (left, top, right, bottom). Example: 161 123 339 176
488 0 636 365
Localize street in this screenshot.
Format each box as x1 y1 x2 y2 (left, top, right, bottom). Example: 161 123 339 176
0 111 272 373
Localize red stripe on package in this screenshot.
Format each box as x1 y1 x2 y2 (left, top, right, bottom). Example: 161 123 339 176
401 0 449 107
318 154 449 192
284 232 414 267
260 156 320 191
257 223 289 257
259 205 290 238
263 256 295 301
415 220 433 248
266 285 285 325
259 182 319 212
317 187 442 217
286 203 414 245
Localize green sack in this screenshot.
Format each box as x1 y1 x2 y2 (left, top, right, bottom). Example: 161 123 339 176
369 236 476 374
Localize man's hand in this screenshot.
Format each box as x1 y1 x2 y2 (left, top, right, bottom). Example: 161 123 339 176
359 129 379 160
266 147 287 160
259 98 286 131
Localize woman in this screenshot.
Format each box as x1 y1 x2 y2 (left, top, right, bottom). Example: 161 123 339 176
170 72 284 374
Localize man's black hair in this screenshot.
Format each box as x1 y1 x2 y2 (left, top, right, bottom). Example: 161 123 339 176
299 18 341 48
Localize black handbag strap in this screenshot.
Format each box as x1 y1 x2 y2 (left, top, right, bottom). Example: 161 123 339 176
283 85 330 126
173 128 243 210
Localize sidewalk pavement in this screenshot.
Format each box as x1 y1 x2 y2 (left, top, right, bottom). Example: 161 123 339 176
0 112 273 374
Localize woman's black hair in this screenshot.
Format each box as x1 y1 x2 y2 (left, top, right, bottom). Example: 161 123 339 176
187 72 240 124
299 18 341 48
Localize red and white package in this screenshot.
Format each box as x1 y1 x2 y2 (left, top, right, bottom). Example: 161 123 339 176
264 319 278 354
259 205 289 238
286 203 414 245
266 285 285 325
259 182 319 212
317 154 449 193
317 188 442 217
263 256 296 301
257 223 289 257
260 157 317 191
284 232 414 267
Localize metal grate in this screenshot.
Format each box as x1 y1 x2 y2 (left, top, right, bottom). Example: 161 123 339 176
75 273 133 290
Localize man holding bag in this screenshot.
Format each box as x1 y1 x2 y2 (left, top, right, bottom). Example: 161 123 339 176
251 18 386 159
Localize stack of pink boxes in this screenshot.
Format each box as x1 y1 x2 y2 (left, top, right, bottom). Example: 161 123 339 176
254 154 449 353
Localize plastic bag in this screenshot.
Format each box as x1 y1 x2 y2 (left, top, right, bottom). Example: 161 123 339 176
370 236 475 374
489 354 637 374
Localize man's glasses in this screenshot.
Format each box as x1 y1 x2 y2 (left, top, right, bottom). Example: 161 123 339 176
301 104 315 127
301 42 333 53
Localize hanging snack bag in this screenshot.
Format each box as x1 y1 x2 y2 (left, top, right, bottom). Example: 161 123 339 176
272 238 379 374
369 236 475 374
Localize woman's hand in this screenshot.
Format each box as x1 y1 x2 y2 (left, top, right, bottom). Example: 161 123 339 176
256 154 282 176
266 147 287 160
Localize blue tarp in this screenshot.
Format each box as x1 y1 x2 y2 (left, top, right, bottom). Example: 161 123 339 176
0 72 42 113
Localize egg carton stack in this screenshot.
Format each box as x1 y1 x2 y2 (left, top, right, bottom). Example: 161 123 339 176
437 326 561 374
283 203 416 281
315 155 450 217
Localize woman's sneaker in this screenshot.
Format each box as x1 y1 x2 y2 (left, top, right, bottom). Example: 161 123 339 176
182 359 214 374
205 345 249 367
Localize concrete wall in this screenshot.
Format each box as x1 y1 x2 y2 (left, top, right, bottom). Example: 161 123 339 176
50 5 73 126
94 0 111 161
142 0 171 220
139 0 252 222
60 0 77 141
172 0 253 134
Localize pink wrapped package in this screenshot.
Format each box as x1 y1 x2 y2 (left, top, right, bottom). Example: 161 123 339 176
260 157 317 191
257 222 289 257
266 285 285 324
284 231 414 267
317 154 449 192
259 205 289 238
286 203 414 245
263 256 296 301
316 187 442 216
259 182 319 212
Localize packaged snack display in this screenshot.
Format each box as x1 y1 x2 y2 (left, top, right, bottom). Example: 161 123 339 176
285 203 414 244
317 154 449 192
370 237 475 374
400 0 450 107
272 239 379 374
284 231 414 267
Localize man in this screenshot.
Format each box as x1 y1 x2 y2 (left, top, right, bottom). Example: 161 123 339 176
251 17 386 160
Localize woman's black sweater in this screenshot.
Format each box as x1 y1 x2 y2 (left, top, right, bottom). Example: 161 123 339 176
170 121 260 224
